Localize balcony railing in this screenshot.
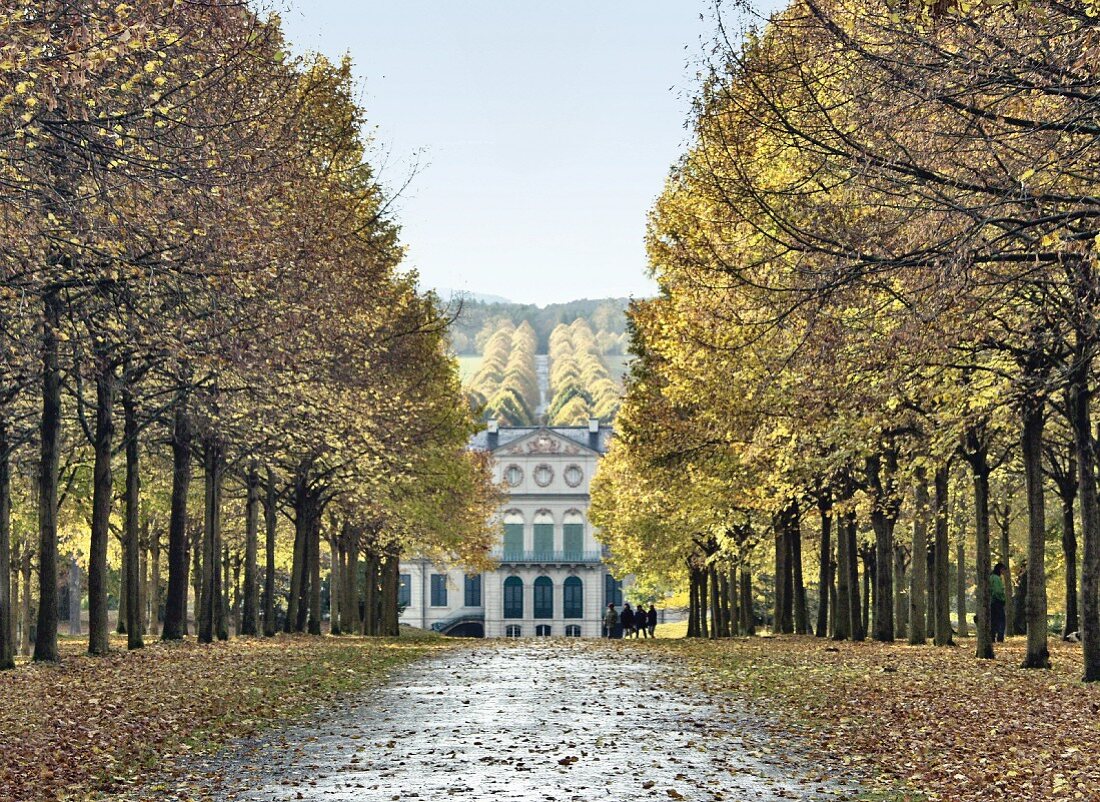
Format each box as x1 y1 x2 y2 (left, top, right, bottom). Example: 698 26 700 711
493 550 604 564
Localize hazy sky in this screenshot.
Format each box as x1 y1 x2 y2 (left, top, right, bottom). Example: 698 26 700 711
278 2 778 305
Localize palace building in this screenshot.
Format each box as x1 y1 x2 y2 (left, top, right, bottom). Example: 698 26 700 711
398 419 624 638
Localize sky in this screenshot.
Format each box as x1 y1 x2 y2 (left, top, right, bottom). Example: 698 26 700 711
277 1 779 305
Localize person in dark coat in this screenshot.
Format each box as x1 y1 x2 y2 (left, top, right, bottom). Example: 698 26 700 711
621 603 635 638
647 604 658 638
991 562 1007 643
603 603 618 639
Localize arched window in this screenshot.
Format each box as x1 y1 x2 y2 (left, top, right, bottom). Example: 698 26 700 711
565 625 581 638
563 576 583 619
503 510 524 559
604 574 623 607
535 624 552 637
563 510 585 559
505 625 522 638
533 576 553 619
533 510 554 557
503 576 524 619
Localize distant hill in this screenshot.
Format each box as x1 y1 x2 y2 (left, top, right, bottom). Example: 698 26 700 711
448 297 631 355
435 288 514 305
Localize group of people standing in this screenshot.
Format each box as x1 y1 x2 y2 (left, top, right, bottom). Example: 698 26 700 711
603 602 657 639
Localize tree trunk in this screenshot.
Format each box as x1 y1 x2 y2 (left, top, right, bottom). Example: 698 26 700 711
790 506 809 634
956 536 969 639
1062 495 1079 639
698 563 710 639
308 511 322 636
123 381 143 650
861 547 873 637
35 291 62 662
740 563 754 635
894 544 908 641
263 469 277 637
708 566 720 640
1069 357 1100 681
162 407 191 641
287 485 308 634
329 534 342 636
867 456 895 643
88 363 114 655
834 507 851 641
773 521 787 634
198 440 224 644
933 466 953 646
846 512 864 641
381 552 400 636
970 454 994 660
342 532 359 634
0 423 13 670
221 543 232 638
909 471 929 646
816 499 831 638
1020 404 1050 667
241 466 260 637
998 503 1014 621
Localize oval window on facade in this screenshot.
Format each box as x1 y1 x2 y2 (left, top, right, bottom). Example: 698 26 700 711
533 464 554 487
504 464 523 487
564 464 583 488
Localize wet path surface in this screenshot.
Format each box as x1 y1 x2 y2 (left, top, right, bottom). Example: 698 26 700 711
181 641 859 801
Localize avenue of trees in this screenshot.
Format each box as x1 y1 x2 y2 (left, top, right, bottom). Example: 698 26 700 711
0 2 497 669
590 0 1100 681
547 320 621 424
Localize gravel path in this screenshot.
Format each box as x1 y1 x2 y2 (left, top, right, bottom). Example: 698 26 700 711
169 641 859 801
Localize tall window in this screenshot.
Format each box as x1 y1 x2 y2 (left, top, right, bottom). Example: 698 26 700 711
563 576 583 619
604 574 623 608
503 576 524 619
430 574 448 607
464 574 482 607
563 511 584 558
533 576 553 619
533 510 554 556
398 574 412 608
503 511 524 558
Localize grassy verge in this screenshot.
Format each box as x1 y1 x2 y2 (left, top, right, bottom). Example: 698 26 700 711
638 636 1100 802
0 629 452 801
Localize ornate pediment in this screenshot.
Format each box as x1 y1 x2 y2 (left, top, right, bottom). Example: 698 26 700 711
496 428 592 457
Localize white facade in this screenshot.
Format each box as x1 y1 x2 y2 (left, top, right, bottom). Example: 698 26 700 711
399 422 623 638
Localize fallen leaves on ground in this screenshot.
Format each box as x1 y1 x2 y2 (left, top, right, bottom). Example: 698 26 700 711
0 634 450 801
642 636 1100 802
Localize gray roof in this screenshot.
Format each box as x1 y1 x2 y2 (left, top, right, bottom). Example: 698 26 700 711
470 425 614 455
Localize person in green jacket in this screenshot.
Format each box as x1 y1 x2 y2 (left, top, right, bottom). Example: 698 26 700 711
991 563 1007 642
603 603 619 639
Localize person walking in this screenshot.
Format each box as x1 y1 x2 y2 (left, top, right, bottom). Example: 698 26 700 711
647 604 658 638
621 603 635 639
636 606 649 639
991 563 1007 643
603 603 618 639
